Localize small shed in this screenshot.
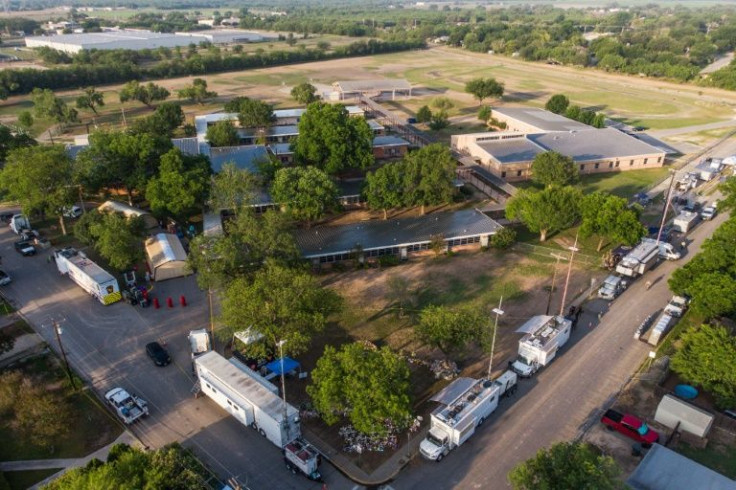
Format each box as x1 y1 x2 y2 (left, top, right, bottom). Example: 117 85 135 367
145 233 188 281
97 201 159 230
654 394 714 438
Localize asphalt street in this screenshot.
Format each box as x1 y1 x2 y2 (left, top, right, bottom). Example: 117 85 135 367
0 220 348 490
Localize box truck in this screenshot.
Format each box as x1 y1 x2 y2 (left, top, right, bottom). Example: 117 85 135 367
615 240 660 278
54 248 121 305
511 315 572 377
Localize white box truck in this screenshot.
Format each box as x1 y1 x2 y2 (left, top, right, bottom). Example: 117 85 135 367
647 313 675 346
54 248 122 305
672 211 700 234
511 315 572 377
420 377 502 462
615 240 660 278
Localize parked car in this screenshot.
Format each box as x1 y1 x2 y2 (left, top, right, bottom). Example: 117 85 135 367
701 205 717 221
0 270 11 286
601 409 659 447
14 240 36 256
146 341 171 367
63 205 83 219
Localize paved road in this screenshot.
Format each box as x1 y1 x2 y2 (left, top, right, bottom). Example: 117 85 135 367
0 223 349 490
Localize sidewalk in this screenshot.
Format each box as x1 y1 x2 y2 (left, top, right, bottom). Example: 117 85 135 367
0 431 139 489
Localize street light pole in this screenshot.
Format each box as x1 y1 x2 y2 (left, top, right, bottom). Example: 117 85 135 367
53 320 76 390
278 340 289 440
559 233 580 317
487 297 504 379
656 170 677 244
546 254 564 315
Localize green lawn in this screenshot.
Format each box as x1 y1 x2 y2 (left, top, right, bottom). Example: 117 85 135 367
579 168 670 197
677 443 736 479
3 468 62 490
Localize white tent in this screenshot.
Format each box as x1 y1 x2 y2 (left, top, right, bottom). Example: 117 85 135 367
654 394 714 438
97 201 159 229
145 233 188 281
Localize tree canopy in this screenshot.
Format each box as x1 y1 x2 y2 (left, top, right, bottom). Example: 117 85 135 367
509 442 622 490
531 151 579 188
85 212 146 271
146 149 211 220
270 166 338 224
544 94 570 114
131 102 186 137
31 88 79 127
75 86 105 115
308 342 412 436
464 77 504 104
208 162 260 214
177 78 217 104
293 102 374 174
0 125 36 162
416 105 432 123
290 82 318 104
205 120 239 147
228 96 274 129
506 186 582 241
119 80 170 107
363 163 404 219
417 305 488 357
403 143 457 214
221 261 341 358
579 192 646 251
670 323 736 409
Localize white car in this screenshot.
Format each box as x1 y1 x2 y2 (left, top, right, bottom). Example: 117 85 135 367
63 206 83 219
701 206 717 220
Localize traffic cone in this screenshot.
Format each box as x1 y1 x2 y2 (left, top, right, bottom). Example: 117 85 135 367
153 297 160 309
180 295 187 307
167 297 174 308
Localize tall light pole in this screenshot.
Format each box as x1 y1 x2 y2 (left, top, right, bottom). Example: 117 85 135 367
278 339 289 440
559 233 579 317
546 254 565 315
656 170 677 244
487 297 504 379
53 320 76 390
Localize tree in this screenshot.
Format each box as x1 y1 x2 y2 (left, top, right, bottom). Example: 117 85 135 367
0 125 36 162
430 96 454 111
403 143 456 214
89 212 145 271
509 442 622 490
531 151 579 188
209 162 260 215
119 80 170 107
580 192 646 251
428 110 449 130
719 176 736 212
233 97 274 129
0 145 75 234
308 342 412 436
290 82 318 104
221 261 341 357
45 443 210 489
386 275 414 318
151 102 185 134
293 102 374 174
464 77 504 104
363 164 404 219
206 120 239 147
671 324 736 409
17 111 34 129
146 149 211 220
416 105 432 123
544 94 570 114
75 86 105 115
177 78 217 105
31 88 79 128
417 305 487 356
490 227 517 249
478 105 492 123
506 186 582 241
270 166 338 225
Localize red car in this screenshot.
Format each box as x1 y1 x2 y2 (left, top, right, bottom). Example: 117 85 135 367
601 409 659 446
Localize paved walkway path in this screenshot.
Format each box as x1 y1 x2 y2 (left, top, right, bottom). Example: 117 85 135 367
0 431 139 489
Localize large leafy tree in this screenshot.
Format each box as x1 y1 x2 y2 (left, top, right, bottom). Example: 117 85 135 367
293 102 374 174
544 94 570 114
0 125 36 162
308 342 412 436
580 192 646 251
75 86 105 115
221 261 341 357
89 212 146 271
209 162 260 215
45 443 209 490
177 78 217 104
270 166 338 225
131 102 185 137
416 105 432 123
506 186 582 241
31 88 79 128
531 151 579 188
0 145 75 234
464 77 504 104
671 324 736 409
403 143 457 214
119 80 170 107
233 97 274 129
417 305 488 357
509 442 622 490
290 82 318 104
205 120 239 147
146 149 211 220
364 163 404 219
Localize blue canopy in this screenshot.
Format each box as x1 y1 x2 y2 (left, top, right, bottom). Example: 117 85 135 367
265 357 300 376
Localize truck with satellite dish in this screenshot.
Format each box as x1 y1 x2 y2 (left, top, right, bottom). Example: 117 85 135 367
511 315 572 378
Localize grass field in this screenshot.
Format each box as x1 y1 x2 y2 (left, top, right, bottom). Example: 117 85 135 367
677 442 736 479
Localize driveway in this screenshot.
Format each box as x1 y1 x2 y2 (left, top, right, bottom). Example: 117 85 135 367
0 219 348 490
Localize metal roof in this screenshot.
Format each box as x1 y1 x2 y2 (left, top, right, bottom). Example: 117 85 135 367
493 107 590 132
627 444 734 490
171 137 200 156
208 145 269 173
530 128 664 161
26 29 210 48
273 108 306 119
373 135 410 147
333 79 412 93
294 209 501 258
237 125 299 138
477 138 545 164
269 143 293 155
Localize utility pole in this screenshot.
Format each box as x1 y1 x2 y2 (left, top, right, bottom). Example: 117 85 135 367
656 170 677 244
559 233 579 317
278 340 289 440
547 254 565 315
52 319 76 390
487 297 504 379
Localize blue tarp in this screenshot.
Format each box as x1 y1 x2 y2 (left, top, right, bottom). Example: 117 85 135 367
265 357 300 376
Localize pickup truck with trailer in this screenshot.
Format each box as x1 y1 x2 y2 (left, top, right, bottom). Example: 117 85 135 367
105 387 149 424
601 409 659 446
420 374 512 462
511 315 572 377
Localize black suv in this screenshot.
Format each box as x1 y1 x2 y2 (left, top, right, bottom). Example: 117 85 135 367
14 240 36 256
146 342 171 367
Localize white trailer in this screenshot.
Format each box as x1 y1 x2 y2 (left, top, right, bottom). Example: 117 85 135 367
648 313 675 346
54 248 121 305
615 240 660 278
511 315 572 377
194 351 301 448
492 370 518 398
420 377 502 462
672 211 700 234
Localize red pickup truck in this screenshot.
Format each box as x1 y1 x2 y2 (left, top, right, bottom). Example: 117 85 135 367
601 409 659 446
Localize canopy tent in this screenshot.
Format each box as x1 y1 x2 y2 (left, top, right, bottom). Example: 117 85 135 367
265 357 300 376
145 233 188 281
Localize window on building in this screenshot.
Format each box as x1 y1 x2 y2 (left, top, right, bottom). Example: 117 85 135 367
644 158 648 165
516 170 522 177
580 164 585 171
630 160 634 166
594 163 600 169
501 171 506 178
657 156 662 163
615 161 620 168
608 162 613 168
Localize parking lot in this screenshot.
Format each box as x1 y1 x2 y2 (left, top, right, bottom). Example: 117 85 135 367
0 209 349 490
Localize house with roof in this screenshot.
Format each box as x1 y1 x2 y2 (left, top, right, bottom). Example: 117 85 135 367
627 444 734 490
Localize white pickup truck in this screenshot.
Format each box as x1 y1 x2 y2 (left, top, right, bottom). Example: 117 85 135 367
105 387 149 424
664 296 689 318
